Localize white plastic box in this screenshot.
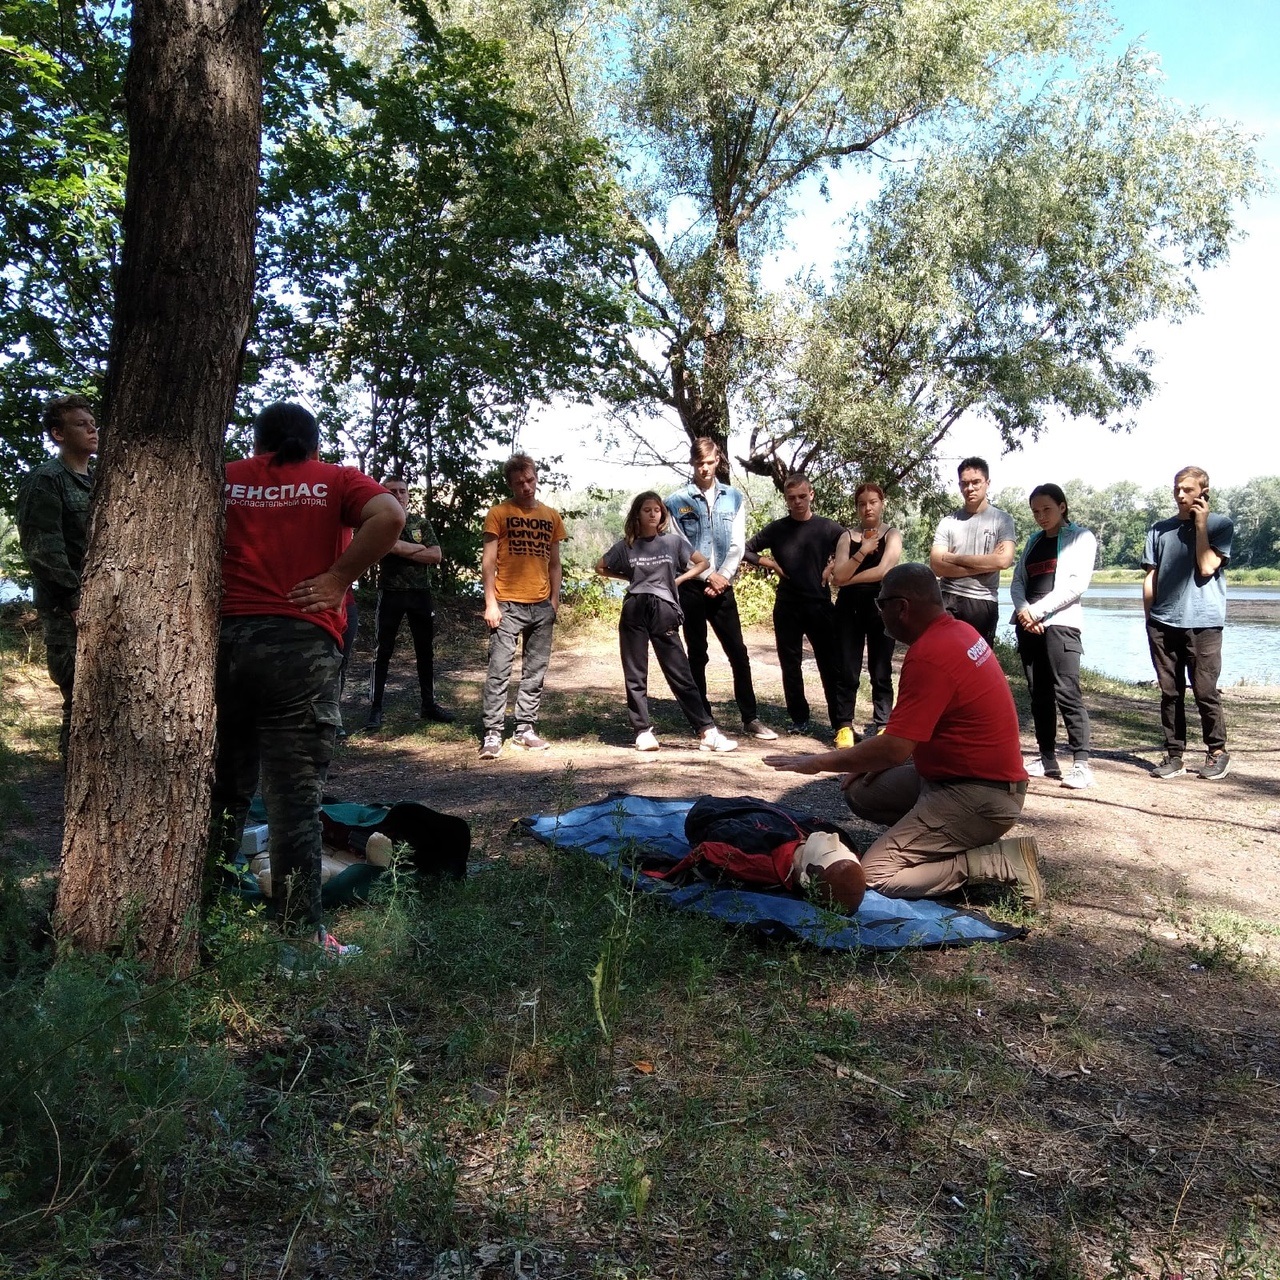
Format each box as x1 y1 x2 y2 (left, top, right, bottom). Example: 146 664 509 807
240 823 269 856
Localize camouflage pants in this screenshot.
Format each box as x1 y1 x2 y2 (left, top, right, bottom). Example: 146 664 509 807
38 608 77 764
211 615 341 931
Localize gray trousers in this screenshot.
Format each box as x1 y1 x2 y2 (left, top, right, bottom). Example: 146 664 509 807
483 598 556 735
845 762 1026 898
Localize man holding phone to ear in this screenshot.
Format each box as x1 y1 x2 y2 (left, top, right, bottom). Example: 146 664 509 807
1143 466 1233 781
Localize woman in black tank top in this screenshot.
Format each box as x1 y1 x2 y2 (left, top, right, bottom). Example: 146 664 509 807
827 483 902 738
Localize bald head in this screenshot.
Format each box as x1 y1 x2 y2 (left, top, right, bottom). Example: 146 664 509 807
877 563 944 644
883 563 942 605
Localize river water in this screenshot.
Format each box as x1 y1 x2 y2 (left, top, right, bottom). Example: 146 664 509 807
995 585 1280 687
4 580 1278 685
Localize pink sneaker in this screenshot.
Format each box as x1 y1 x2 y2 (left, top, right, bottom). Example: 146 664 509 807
317 929 361 960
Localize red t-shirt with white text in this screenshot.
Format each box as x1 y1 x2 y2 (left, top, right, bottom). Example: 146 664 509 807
221 456 387 646
885 612 1026 783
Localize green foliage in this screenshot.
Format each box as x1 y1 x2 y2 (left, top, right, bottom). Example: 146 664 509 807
0 0 127 513
730 568 777 628
253 11 636 583
767 50 1262 496
0 940 245 1239
0 512 30 589
611 0 1080 454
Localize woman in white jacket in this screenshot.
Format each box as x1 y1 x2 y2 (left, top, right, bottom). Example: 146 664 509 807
1010 483 1098 789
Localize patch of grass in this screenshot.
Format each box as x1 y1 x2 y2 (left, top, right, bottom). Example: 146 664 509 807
1184 909 1279 975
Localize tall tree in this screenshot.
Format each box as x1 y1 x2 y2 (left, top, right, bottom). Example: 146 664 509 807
514 0 1078 471
53 0 263 972
255 7 634 578
0 0 127 509
462 0 1259 495
741 52 1261 493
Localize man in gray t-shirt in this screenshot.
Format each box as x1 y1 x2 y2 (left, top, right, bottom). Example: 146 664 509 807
1142 465 1234 781
930 457 1017 648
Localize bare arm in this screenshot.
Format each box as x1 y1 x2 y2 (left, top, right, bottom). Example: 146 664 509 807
833 529 902 587
482 534 501 628
549 539 563 614
1142 568 1156 617
675 550 709 588
289 493 404 613
765 732 915 783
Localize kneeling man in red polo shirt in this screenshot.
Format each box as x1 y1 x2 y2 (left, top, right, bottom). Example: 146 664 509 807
766 562 1043 907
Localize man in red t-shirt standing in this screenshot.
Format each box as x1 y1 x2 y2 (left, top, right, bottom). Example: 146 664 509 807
214 403 403 957
766 563 1043 907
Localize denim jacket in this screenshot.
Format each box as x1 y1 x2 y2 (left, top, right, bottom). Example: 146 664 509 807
664 480 746 580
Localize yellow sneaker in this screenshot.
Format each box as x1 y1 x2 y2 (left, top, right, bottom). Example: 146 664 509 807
834 726 855 749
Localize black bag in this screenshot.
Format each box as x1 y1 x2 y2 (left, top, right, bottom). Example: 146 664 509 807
683 795 850 855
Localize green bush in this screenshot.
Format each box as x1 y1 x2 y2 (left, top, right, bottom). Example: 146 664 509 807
732 569 777 627
559 573 622 625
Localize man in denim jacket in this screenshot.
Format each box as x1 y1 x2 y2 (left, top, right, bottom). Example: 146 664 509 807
665 438 777 740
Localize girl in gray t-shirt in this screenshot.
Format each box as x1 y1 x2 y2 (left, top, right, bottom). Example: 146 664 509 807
597 492 738 753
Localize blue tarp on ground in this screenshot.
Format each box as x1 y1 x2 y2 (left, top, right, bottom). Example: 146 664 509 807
521 794 1024 951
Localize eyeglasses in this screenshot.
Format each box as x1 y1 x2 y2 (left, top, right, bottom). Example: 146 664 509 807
875 596 907 611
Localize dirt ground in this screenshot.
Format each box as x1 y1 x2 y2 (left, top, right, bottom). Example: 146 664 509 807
332 611 1280 925
9 606 1279 954
4 603 1280 1274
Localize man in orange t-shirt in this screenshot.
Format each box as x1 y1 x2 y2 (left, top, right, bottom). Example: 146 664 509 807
478 453 566 759
765 563 1044 908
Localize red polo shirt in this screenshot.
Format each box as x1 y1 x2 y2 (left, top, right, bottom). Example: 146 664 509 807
885 612 1026 783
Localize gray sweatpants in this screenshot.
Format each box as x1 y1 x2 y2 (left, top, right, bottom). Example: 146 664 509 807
483 598 557 735
845 762 1026 898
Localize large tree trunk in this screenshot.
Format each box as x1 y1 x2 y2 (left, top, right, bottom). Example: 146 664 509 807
54 0 263 974
669 342 732 482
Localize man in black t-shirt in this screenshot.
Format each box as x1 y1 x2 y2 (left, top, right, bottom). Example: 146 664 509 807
743 474 846 737
366 476 454 729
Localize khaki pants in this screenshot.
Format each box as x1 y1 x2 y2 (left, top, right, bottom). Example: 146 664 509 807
845 763 1026 898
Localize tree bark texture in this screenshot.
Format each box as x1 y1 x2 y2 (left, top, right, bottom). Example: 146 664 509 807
54 0 263 974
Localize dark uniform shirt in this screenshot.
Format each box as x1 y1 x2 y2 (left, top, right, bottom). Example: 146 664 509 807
16 457 93 613
376 513 438 593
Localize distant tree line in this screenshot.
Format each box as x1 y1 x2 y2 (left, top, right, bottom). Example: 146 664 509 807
906 476 1280 569
547 475 1280 589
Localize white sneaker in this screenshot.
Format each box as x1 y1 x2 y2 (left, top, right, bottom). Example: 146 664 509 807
699 728 738 753
1061 762 1094 790
635 729 660 751
1025 756 1061 779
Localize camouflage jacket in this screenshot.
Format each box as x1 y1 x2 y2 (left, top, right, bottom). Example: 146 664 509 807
16 457 93 613
376 513 439 593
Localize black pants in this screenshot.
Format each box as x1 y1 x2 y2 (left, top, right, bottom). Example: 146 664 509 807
834 589 896 730
337 599 359 705
942 593 999 649
1146 621 1225 756
619 594 714 734
371 589 435 712
677 581 758 725
773 592 842 729
1016 624 1090 760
